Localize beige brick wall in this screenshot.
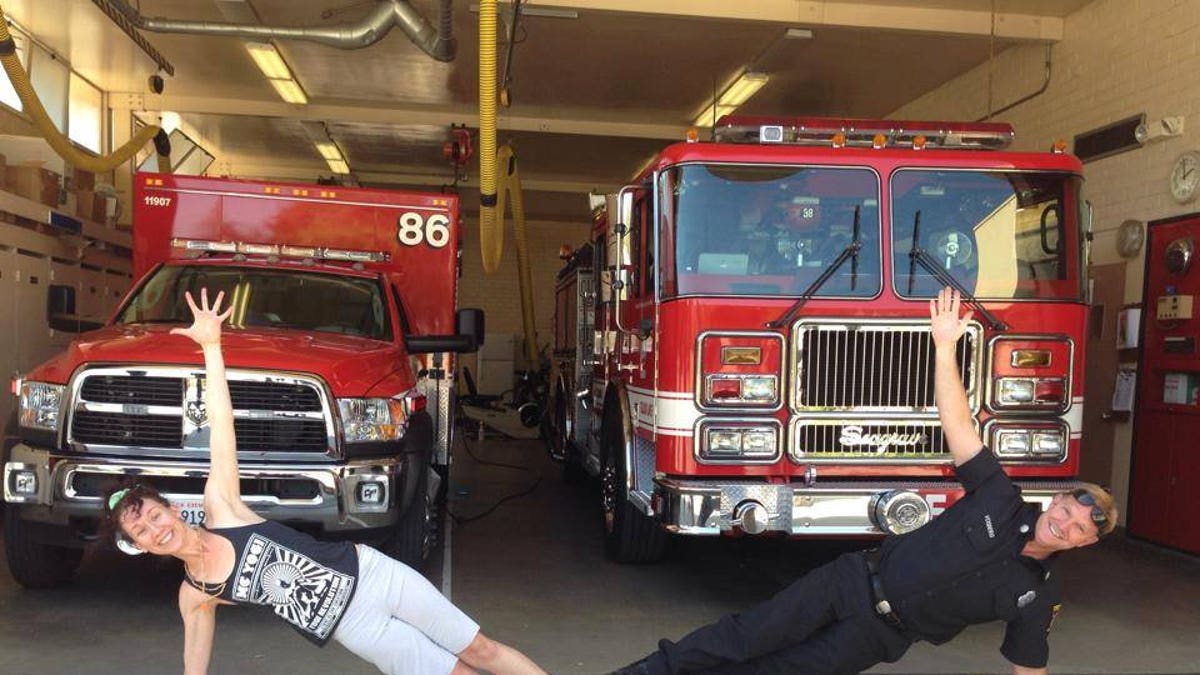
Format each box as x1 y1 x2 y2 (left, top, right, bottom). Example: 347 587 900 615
890 0 1200 522
458 215 593 374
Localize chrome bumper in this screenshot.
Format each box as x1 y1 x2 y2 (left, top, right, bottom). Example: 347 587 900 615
3 443 405 533
655 478 1076 536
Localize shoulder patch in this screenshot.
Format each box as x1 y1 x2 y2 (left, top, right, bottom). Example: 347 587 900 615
1047 603 1062 633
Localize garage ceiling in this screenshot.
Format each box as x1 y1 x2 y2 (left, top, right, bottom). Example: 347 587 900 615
3 0 1094 223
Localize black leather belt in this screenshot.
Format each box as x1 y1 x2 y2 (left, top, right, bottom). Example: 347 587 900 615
864 548 907 632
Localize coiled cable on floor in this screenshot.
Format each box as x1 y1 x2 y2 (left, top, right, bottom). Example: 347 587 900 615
445 406 541 525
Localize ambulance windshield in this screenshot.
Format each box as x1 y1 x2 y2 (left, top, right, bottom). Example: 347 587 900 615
117 264 394 341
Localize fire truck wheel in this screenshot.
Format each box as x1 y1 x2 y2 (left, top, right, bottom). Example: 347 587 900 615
388 455 434 568
3 507 83 589
600 404 667 563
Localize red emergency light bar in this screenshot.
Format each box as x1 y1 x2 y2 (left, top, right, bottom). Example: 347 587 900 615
714 115 1015 150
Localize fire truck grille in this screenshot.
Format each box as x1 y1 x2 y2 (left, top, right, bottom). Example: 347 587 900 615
794 321 979 412
73 411 184 448
69 370 332 454
792 420 949 461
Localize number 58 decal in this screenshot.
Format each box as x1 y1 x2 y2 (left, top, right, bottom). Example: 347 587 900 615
397 212 451 248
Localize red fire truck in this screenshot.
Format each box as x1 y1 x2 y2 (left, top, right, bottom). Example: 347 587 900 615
2 173 481 586
549 117 1088 562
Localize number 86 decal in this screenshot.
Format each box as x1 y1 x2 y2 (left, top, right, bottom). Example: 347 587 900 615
397 212 451 248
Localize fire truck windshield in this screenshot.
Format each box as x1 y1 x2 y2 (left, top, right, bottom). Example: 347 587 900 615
665 164 882 298
117 264 394 340
892 169 1084 300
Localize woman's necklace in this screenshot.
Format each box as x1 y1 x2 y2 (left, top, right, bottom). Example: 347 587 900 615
186 530 227 599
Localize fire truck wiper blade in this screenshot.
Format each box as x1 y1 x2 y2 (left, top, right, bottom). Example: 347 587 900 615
906 231 1008 332
767 206 861 330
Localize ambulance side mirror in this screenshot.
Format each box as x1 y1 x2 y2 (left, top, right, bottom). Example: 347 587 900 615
404 308 485 354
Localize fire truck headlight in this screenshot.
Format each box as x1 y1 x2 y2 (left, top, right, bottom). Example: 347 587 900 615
18 381 65 433
997 378 1035 404
706 430 743 455
1031 430 1065 456
701 425 778 461
338 397 408 443
995 429 1032 456
741 429 777 457
741 376 777 402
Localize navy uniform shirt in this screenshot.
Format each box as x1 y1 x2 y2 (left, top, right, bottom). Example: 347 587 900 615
878 447 1062 668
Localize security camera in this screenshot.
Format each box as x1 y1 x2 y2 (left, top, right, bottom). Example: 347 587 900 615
148 74 165 95
1135 116 1184 144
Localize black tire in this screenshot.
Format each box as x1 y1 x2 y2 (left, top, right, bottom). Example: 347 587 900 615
600 395 667 563
388 454 433 569
3 507 83 589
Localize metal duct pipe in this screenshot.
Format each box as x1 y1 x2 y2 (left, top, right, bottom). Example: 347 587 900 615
102 0 455 61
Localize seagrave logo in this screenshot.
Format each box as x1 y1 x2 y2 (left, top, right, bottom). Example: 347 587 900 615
838 425 928 454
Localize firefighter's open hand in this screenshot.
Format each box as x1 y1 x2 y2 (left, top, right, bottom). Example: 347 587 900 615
171 288 233 348
929 287 973 348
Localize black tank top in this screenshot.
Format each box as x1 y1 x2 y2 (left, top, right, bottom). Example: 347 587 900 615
185 520 358 646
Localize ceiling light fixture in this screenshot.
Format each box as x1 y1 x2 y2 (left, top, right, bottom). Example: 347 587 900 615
244 41 309 104
692 71 770 129
785 27 814 40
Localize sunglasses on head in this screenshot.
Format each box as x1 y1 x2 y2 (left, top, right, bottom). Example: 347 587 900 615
1070 489 1108 530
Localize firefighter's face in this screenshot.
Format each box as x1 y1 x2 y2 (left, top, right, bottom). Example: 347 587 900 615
1033 493 1100 551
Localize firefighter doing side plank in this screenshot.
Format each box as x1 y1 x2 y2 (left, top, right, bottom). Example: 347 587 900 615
612 288 1117 675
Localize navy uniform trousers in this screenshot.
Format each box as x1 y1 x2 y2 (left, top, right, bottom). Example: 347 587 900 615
642 552 912 675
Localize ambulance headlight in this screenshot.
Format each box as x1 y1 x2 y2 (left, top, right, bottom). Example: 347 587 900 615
18 381 65 433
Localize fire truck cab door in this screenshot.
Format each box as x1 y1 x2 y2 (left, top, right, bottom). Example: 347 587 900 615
608 190 656 435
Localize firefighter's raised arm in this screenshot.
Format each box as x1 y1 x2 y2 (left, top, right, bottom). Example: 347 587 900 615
170 290 247 516
930 287 984 466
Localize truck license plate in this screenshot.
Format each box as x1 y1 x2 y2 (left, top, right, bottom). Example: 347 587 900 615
165 496 206 526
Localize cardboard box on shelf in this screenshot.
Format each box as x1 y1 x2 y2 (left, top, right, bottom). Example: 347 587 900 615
75 189 107 223
71 168 96 191
7 164 60 207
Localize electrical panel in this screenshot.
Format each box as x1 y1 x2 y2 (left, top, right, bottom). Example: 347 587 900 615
1156 294 1193 320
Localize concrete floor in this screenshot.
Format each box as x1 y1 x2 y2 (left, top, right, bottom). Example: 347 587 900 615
2 436 1199 674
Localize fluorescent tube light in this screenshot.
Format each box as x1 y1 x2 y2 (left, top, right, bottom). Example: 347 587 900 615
244 42 292 80
326 159 350 175
315 141 344 161
269 78 308 105
691 72 769 128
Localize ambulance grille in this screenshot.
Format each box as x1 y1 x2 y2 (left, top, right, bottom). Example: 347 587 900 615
793 320 981 412
69 368 332 454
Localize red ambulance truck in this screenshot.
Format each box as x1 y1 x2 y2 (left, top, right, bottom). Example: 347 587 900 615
3 173 480 586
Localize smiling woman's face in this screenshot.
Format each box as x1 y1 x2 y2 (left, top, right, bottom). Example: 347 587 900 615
1033 493 1100 552
118 498 188 555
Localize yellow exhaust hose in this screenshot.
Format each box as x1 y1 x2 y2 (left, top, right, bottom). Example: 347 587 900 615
0 8 166 173
493 143 538 366
478 0 499 272
476 0 537 367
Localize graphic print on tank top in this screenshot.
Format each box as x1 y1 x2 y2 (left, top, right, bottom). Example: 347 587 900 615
231 533 356 641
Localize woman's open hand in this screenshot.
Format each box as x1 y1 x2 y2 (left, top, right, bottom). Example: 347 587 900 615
929 287 973 349
170 288 233 348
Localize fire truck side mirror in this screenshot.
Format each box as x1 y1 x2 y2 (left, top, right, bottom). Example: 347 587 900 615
456 308 485 349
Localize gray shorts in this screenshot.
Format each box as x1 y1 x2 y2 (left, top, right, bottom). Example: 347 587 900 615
333 545 480 675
